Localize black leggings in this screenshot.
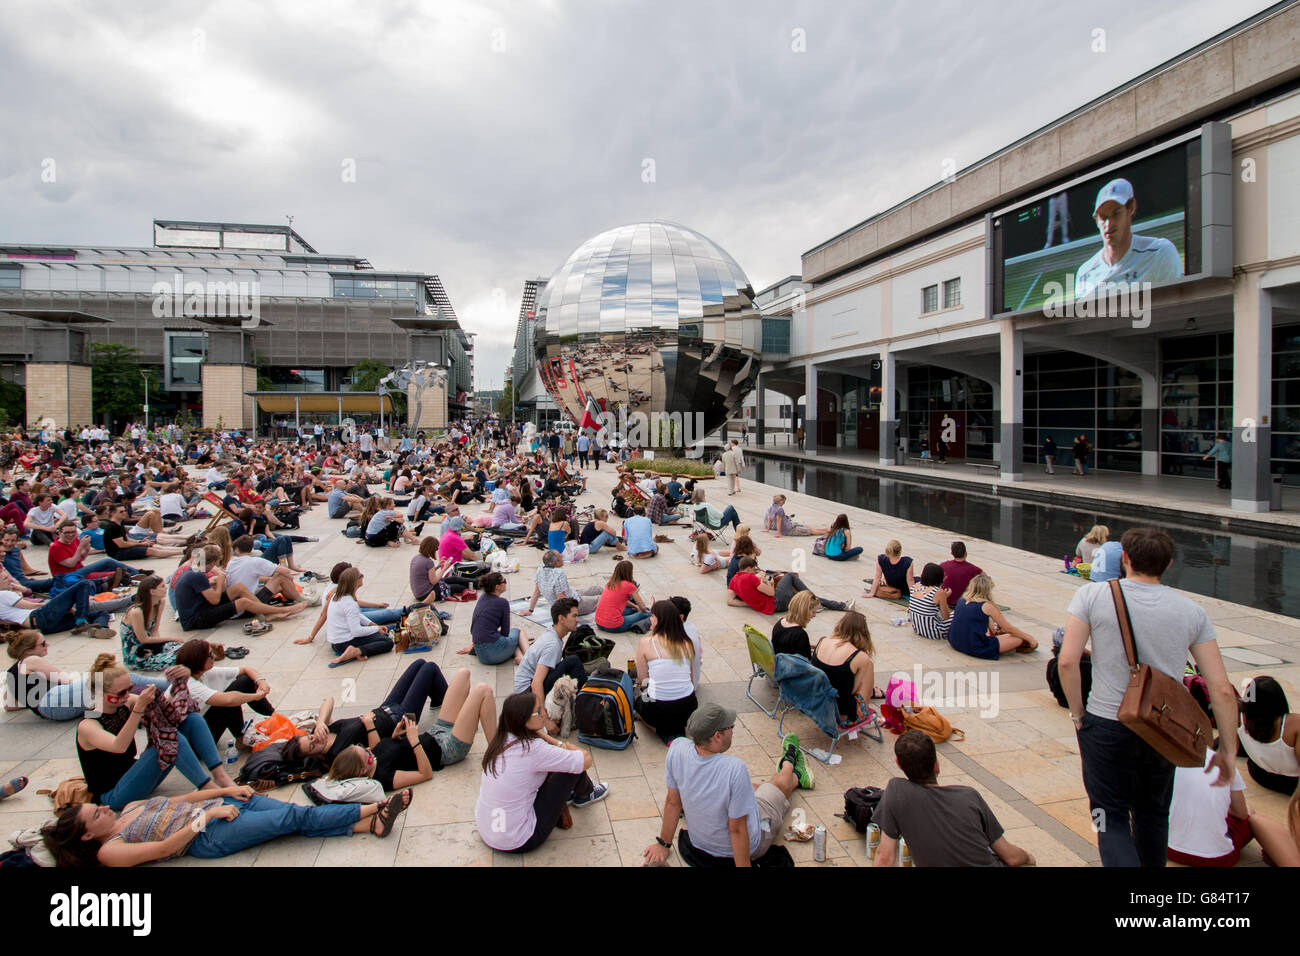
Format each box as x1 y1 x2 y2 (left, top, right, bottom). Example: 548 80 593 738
507 770 596 853
204 673 276 744
636 692 699 745
30 529 57 546
366 523 401 547
1247 759 1298 794
383 660 449 723
543 655 588 693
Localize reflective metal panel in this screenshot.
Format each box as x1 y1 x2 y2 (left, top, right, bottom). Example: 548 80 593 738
535 221 760 441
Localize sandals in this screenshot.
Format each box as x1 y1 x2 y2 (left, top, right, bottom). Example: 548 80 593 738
224 646 250 660
243 620 274 636
370 788 413 837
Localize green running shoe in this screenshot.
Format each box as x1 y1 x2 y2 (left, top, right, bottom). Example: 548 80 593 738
781 733 813 790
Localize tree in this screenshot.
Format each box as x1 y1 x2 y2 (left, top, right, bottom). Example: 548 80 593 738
90 344 165 429
0 378 24 426
495 384 515 420
348 359 390 393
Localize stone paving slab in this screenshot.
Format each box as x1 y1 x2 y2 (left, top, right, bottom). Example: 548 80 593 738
2 461 1296 868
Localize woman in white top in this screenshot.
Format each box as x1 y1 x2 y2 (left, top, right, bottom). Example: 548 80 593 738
173 638 275 747
1239 677 1300 794
633 600 698 744
692 534 725 575
325 568 395 667
1076 525 1109 564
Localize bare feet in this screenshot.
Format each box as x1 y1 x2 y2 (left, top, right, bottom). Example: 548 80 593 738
513 650 524 664
330 645 365 666
456 644 474 655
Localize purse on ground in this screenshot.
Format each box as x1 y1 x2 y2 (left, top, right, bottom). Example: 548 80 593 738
1109 579 1211 768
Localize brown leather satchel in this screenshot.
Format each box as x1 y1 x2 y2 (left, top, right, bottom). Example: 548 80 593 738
1110 579 1211 767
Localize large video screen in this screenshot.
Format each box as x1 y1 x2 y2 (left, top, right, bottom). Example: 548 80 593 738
995 141 1199 313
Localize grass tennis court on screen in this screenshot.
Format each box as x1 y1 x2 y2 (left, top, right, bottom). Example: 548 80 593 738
1002 213 1186 313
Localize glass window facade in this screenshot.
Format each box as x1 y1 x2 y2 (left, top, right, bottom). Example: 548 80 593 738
0 272 19 289
165 332 206 390
943 278 961 309
332 277 423 301
921 285 938 314
1271 324 1300 484
1159 332 1231 480
761 317 791 354
906 367 995 460
265 368 326 391
1024 353 1142 473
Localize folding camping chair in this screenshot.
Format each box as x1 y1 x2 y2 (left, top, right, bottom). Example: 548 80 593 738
743 624 779 718
773 654 883 764
200 491 237 536
691 504 731 546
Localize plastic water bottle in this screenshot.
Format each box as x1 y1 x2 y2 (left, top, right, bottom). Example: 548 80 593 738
890 616 908 627
224 740 238 765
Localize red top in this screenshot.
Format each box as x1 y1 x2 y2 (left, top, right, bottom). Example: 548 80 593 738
594 580 638 630
48 540 83 576
729 572 775 615
940 559 983 603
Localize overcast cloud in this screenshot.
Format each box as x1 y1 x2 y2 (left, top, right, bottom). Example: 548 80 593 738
0 0 1276 388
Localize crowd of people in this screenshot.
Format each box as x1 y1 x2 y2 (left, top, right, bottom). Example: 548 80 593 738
0 415 1293 871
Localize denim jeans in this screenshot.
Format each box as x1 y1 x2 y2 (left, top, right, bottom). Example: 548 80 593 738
255 535 292 562
598 607 651 633
825 547 864 561
1076 712 1175 867
362 607 405 626
36 673 170 721
73 557 143 578
474 627 521 665
718 505 740 530
99 712 222 810
187 794 360 858
31 581 106 634
587 530 620 554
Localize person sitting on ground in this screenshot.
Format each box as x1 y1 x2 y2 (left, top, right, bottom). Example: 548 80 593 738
470 487 521 529
526 549 602 617
691 486 740 532
642 702 807 867
670 595 703 687
947 573 1038 659
908 562 953 640
811 610 881 728
327 480 365 519
1077 524 1109 565
0 572 113 639
173 638 275 749
173 545 305 634
5 636 169 721
102 503 185 561
437 517 487 570
475 691 611 853
365 496 421 548
120 574 185 671
226 535 307 609
634 600 699 744
872 730 1036 867
45 522 142 583
1238 676 1299 795
457 571 528 664
74 656 238 811
692 534 727 575
647 483 683 526
821 514 863 561
771 590 817 659
2 524 57 594
725 533 762 585
41 784 412 865
762 493 825 537
594 560 652 633
325 567 395 667
1167 747 1266 867
516 598 588 722
23 493 68 545
1088 537 1124 583
940 541 983 603
623 505 657 558
408 536 472 603
863 539 914 600
578 507 625 554
546 506 574 553
727 556 853 616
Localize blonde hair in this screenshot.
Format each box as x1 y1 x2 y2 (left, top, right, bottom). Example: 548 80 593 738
329 747 370 780
694 535 710 561
785 590 816 627
208 525 232 567
1085 524 1109 545
593 508 608 522
965 573 995 604
735 524 751 538
831 611 874 656
884 539 902 558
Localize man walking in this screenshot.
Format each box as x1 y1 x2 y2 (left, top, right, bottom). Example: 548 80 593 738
1042 434 1057 475
1057 527 1238 867
1201 434 1231 489
577 431 590 469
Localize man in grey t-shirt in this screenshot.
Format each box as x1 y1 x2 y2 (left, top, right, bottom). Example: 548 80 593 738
873 731 1034 867
1058 526 1237 867
513 598 586 729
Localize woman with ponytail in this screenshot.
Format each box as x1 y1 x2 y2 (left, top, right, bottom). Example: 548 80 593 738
4 633 168 721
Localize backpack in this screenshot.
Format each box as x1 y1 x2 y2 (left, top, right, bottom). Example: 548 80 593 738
303 775 385 805
563 625 615 666
396 606 444 653
842 785 885 833
812 535 828 557
234 740 325 789
575 668 636 750
36 778 92 813
1046 648 1092 709
902 706 964 743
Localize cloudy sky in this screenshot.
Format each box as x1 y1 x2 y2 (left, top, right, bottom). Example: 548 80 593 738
1 0 1276 388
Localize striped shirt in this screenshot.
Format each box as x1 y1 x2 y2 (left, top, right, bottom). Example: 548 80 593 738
908 585 950 640
112 796 223 857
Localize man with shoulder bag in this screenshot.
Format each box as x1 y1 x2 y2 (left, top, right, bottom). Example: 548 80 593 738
1058 527 1238 867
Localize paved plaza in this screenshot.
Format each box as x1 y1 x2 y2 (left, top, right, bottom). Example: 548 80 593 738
3 464 1297 867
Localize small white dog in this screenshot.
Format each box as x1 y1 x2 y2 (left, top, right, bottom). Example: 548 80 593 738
545 675 579 738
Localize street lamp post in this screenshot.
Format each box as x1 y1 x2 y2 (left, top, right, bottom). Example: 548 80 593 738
141 371 150 433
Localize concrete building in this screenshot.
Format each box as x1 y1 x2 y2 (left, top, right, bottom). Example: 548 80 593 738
0 219 472 433
757 1 1300 512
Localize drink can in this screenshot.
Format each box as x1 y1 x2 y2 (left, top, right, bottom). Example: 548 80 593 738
899 837 913 867
812 825 826 862
865 823 881 860
626 659 637 681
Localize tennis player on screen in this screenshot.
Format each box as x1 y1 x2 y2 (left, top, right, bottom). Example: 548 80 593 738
1073 178 1183 298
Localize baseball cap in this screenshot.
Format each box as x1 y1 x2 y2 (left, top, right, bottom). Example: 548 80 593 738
1093 178 1134 214
686 702 737 744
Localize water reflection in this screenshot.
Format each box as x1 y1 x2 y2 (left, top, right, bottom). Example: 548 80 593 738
745 459 1298 619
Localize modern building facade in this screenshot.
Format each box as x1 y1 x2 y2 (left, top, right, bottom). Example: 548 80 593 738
0 219 471 432
757 1 1300 512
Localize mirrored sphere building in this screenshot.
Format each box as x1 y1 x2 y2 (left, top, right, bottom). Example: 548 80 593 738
534 221 761 439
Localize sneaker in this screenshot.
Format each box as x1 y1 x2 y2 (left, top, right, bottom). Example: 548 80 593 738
302 535 320 543
781 733 814 790
86 627 115 640
568 783 611 807
436 610 453 621
843 598 857 614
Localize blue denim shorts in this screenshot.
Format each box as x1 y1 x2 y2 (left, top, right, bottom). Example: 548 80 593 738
431 719 470 766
